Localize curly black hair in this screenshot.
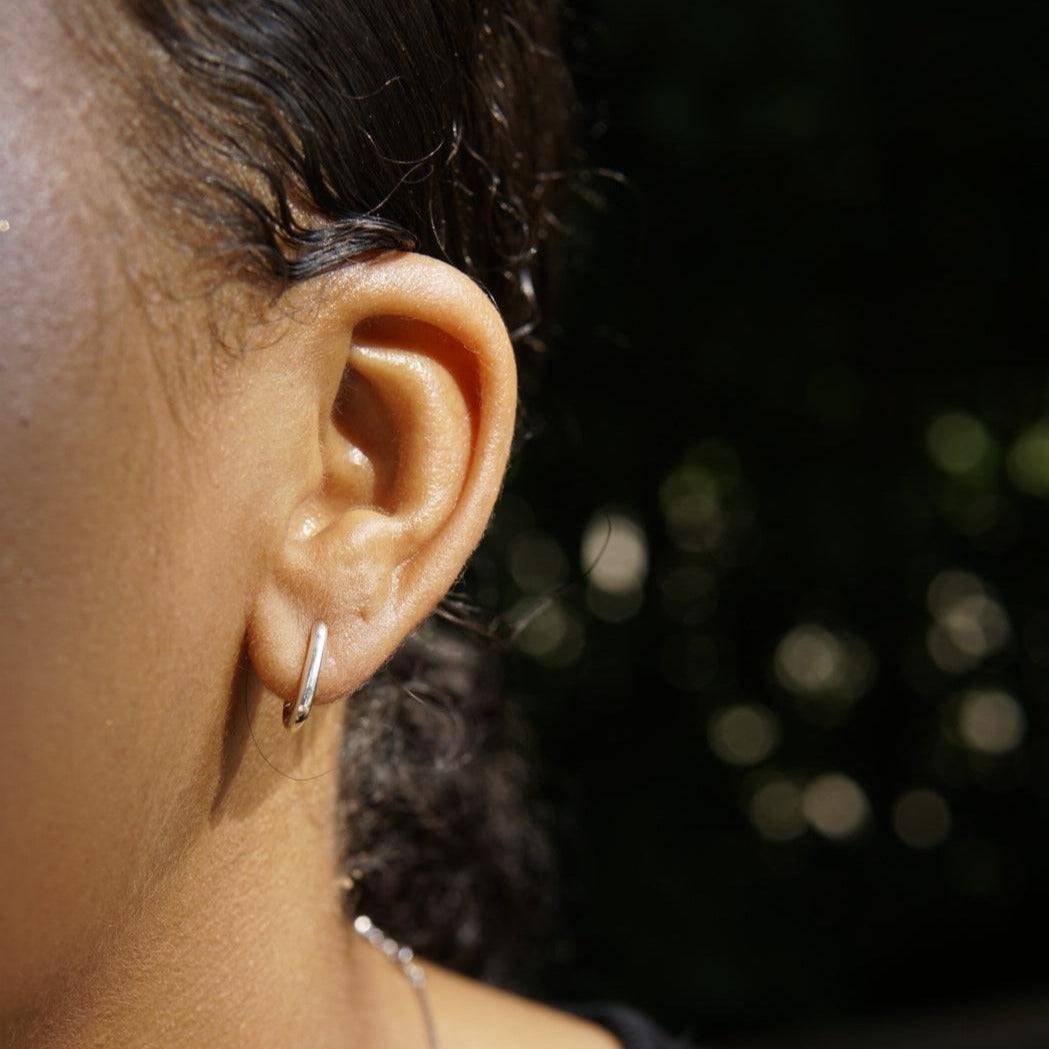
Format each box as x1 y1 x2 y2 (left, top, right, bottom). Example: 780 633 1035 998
107 0 575 985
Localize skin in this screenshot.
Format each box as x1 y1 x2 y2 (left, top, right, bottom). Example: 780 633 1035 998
0 5 618 1048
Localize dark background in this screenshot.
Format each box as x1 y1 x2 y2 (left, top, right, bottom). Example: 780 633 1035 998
477 1 1049 1043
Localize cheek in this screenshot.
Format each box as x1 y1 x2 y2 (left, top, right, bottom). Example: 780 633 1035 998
0 196 256 1009
0 8 265 1005
0 303 259 1004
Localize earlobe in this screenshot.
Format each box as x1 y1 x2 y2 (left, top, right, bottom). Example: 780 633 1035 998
247 253 516 712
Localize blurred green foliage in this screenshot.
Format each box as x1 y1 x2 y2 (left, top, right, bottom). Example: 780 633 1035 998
475 0 1049 1040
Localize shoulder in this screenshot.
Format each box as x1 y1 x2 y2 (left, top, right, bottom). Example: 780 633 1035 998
425 964 623 1049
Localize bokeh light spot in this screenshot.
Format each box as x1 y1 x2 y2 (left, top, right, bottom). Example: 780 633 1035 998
801 773 870 840
512 600 585 668
660 466 724 553
925 570 1009 673
508 529 568 594
1007 420 1049 496
892 789 952 849
773 623 876 718
707 704 781 766
748 779 806 842
926 411 992 475
957 688 1026 754
581 512 649 596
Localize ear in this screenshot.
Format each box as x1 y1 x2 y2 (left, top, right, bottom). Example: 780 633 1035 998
247 252 516 709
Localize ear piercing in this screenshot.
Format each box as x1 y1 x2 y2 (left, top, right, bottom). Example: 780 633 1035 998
283 621 328 731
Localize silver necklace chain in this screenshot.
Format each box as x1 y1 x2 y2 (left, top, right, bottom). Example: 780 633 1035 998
353 914 440 1049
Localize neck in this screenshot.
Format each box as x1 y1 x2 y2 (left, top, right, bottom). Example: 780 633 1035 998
11 695 428 1049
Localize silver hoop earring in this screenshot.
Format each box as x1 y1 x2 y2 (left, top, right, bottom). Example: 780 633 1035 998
283 621 328 731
